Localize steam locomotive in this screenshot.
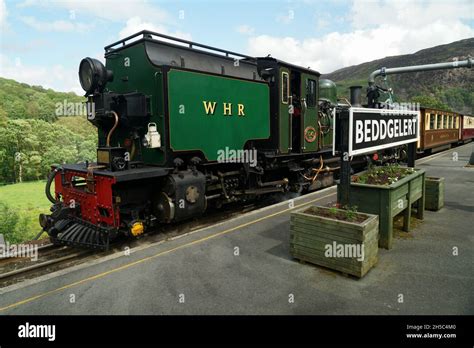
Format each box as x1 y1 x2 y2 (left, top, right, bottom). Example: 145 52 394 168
39 31 472 249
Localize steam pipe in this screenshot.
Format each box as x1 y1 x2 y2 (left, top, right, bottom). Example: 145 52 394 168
368 57 473 86
106 111 119 147
45 167 60 203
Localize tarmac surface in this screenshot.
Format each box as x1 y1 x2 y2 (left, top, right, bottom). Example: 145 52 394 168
0 143 473 315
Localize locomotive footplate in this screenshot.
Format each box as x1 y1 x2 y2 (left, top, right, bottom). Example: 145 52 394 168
49 217 117 250
57 163 170 182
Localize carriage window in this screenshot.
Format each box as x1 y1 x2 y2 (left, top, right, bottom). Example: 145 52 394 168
425 113 430 130
449 115 453 129
443 115 448 129
281 72 289 104
306 79 317 107
455 116 459 129
430 114 435 130
436 114 442 129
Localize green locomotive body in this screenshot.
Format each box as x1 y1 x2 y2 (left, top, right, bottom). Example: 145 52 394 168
166 69 270 161
40 31 338 249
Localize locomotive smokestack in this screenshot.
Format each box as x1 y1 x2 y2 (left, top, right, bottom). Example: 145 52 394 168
349 86 362 107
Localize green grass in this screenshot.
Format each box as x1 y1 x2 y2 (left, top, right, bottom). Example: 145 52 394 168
0 181 52 242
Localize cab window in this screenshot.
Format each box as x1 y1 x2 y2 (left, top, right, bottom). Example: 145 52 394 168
306 79 317 107
281 72 289 104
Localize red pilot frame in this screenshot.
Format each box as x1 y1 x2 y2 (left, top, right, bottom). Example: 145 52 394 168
53 168 120 228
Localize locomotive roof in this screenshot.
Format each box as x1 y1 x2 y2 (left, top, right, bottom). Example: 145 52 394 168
255 57 320 76
105 30 255 61
104 30 320 78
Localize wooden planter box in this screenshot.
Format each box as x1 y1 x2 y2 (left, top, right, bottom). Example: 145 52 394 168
425 177 444 211
339 168 425 250
290 206 379 278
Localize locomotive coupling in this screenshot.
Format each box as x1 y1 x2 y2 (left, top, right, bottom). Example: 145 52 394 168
38 213 52 230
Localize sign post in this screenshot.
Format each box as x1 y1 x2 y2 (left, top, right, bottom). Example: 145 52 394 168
407 142 417 168
337 109 351 207
336 107 420 206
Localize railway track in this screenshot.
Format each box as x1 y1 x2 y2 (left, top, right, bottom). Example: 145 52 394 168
0 242 54 261
0 248 90 280
0 243 94 286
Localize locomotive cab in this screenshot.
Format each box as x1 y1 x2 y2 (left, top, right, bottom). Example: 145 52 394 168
255 58 323 155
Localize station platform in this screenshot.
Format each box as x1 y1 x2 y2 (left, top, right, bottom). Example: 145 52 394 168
0 143 472 315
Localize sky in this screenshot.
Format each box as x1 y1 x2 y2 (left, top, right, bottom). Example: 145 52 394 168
0 0 473 95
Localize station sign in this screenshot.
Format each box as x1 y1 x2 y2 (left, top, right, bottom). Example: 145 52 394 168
348 107 420 156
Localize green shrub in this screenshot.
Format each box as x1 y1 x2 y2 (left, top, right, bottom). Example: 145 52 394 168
0 201 30 244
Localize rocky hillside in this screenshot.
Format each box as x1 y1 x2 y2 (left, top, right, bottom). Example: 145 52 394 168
322 38 474 114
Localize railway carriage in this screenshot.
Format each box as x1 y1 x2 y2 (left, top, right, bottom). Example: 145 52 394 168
418 108 463 153
461 114 474 142
417 108 473 153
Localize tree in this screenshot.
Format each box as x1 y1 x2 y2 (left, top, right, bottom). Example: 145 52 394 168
0 119 97 183
0 105 7 127
0 77 97 184
411 95 451 111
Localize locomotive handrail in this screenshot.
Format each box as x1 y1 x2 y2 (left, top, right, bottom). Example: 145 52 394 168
105 30 256 61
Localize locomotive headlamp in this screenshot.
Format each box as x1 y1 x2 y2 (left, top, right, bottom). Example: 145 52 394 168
78 57 113 95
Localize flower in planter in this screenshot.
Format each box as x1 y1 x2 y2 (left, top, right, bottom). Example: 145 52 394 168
354 165 416 185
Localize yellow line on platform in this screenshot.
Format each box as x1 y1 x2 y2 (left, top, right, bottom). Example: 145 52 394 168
0 192 335 313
